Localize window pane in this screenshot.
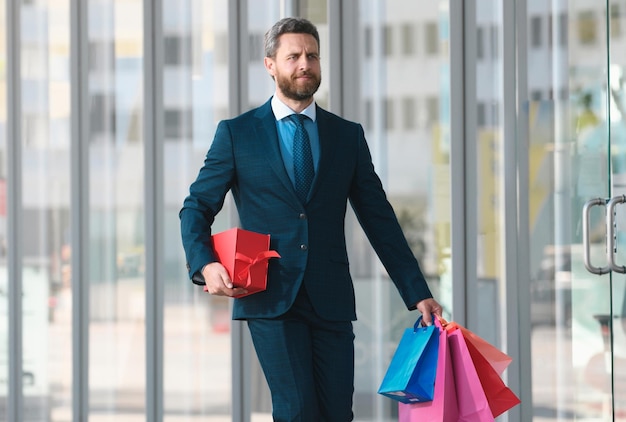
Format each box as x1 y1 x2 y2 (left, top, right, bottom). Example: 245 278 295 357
357 1 452 419
163 1 231 421
18 2 73 420
246 2 281 420
87 0 146 419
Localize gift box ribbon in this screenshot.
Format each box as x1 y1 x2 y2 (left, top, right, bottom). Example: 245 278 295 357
235 250 281 284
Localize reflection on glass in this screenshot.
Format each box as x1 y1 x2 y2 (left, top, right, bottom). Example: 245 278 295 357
163 1 232 421
16 1 74 420
357 1 451 419
87 0 146 419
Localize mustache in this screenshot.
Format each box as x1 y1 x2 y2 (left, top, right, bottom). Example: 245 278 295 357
295 71 314 78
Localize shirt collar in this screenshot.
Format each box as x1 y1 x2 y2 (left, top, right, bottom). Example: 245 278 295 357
271 94 317 122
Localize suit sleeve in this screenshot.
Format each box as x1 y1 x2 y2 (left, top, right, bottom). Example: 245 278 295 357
180 121 236 283
348 124 433 309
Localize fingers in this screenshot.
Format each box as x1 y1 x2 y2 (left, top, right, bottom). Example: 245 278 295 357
416 298 444 326
202 262 248 297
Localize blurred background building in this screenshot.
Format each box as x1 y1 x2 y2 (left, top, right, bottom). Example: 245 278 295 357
0 0 625 421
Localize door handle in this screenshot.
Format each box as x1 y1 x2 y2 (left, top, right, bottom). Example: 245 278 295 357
583 198 611 274
607 195 626 273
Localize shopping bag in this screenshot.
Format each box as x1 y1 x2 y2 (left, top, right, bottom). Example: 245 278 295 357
447 324 521 420
447 328 496 421
446 321 512 375
463 334 521 417
378 317 439 404
398 317 459 421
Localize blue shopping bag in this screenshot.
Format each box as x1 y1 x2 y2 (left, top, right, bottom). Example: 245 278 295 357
378 317 439 404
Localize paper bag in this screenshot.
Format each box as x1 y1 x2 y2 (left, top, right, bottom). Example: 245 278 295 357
378 317 439 404
399 317 459 421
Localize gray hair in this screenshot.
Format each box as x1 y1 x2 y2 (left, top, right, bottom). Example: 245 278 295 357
264 17 320 58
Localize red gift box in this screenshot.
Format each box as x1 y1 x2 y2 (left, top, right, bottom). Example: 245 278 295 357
205 228 280 298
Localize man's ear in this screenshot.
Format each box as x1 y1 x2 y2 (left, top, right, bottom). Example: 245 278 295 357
264 57 275 79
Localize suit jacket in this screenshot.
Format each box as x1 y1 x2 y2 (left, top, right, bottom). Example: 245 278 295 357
180 98 433 321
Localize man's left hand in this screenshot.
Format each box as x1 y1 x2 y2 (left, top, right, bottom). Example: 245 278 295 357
416 298 443 326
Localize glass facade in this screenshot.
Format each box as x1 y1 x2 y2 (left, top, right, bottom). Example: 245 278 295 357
3 1 626 421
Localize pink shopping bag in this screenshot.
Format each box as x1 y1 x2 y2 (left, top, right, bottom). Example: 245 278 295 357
399 317 459 422
447 328 496 422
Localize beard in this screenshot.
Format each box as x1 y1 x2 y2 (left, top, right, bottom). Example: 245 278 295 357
275 71 321 101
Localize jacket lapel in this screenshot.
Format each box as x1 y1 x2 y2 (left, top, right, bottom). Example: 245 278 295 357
308 107 339 202
253 101 302 206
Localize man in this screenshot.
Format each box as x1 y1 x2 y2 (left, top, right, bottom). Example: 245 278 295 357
180 17 442 422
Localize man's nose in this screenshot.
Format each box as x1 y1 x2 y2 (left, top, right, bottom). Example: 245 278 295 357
297 56 311 69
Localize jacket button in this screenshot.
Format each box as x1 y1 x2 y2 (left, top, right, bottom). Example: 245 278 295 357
299 213 307 219
300 244 308 251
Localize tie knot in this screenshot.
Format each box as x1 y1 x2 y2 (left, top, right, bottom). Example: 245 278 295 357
291 114 308 126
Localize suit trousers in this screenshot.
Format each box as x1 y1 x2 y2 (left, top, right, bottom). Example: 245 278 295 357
247 286 355 422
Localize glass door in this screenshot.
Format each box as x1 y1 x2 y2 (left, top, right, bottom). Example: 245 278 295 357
528 1 625 420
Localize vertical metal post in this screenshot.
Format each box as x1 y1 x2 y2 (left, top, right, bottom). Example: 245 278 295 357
450 0 475 326
502 2 526 422
144 0 164 420
6 0 23 419
71 0 90 419
515 0 533 420
229 2 249 421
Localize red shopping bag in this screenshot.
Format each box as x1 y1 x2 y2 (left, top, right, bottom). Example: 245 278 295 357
463 335 521 417
398 317 459 422
447 324 521 419
447 322 512 375
447 328 495 421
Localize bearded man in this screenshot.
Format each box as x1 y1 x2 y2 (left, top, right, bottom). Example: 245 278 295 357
180 17 442 422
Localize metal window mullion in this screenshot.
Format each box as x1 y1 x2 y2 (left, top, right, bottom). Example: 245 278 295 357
502 2 525 422
70 0 90 420
229 1 249 422
332 1 359 122
6 0 23 420
451 0 476 327
144 0 164 420
515 0 533 421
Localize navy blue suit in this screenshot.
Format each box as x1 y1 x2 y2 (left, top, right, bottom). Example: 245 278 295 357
180 98 433 420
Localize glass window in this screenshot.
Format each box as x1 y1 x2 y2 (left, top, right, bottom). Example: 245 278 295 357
401 24 416 56
87 0 146 418
531 16 542 47
425 21 439 55
18 1 73 420
402 97 416 130
358 1 452 419
162 1 231 421
477 26 485 60
578 10 598 45
163 35 190 66
384 25 393 56
611 3 621 38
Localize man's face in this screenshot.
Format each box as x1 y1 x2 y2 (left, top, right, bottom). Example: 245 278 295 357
265 33 321 101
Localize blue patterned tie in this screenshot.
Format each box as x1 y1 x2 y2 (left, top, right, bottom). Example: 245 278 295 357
291 114 315 203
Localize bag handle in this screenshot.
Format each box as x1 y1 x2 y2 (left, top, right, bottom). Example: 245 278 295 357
413 314 449 331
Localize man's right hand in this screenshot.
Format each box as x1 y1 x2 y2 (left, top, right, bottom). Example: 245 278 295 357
202 262 248 297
